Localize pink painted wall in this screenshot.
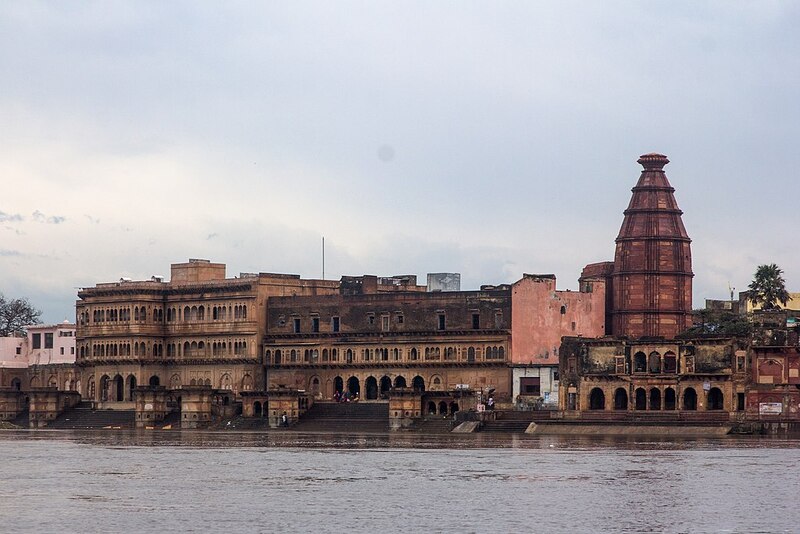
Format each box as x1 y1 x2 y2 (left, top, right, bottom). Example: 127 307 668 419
0 337 26 368
511 275 606 365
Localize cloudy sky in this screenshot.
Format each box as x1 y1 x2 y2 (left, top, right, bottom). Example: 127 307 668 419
1 2 798 322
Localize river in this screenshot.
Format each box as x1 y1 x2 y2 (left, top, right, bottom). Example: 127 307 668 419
0 430 797 533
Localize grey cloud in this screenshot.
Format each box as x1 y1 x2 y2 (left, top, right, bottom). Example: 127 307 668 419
0 249 22 257
0 211 23 222
32 210 66 224
1 3 799 322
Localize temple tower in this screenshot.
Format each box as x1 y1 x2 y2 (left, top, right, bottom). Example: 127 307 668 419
611 153 693 338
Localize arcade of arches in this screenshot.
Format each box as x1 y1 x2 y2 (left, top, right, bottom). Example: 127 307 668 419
269 367 509 404
81 365 262 403
584 383 730 412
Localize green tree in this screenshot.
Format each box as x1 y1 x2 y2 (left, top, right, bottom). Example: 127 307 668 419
681 308 752 337
748 263 791 311
0 294 42 337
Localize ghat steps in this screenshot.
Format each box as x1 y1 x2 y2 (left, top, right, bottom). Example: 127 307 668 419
48 403 135 429
292 401 389 433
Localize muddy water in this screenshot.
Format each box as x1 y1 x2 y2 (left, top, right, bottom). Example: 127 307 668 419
0 430 797 533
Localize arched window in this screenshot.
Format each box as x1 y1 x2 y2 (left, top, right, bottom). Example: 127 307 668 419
649 352 662 374
241 374 253 391
613 388 628 410
412 376 425 392
683 387 698 410
633 352 647 373
649 388 661 410
664 352 677 373
634 387 647 410
220 374 232 390
707 387 724 410
589 388 605 410
664 388 676 410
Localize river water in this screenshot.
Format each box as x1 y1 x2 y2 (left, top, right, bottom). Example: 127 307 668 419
0 430 797 533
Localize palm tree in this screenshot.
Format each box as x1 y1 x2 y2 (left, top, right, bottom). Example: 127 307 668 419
747 264 790 311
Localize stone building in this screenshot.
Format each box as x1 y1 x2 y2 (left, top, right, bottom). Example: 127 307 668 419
0 322 77 392
509 274 606 406
746 311 800 421
263 276 511 415
559 336 746 418
75 259 337 406
557 154 711 418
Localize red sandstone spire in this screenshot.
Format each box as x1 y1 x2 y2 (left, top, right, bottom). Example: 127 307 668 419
611 153 693 339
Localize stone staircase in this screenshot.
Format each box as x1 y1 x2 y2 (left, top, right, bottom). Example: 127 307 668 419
48 402 135 429
293 401 389 433
480 419 532 433
412 416 457 434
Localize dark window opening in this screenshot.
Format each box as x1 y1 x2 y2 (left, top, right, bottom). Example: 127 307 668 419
44 333 54 349
293 318 301 333
312 317 319 333
32 334 41 349
664 353 677 373
332 316 340 332
589 388 605 410
472 313 480 330
437 314 445 331
520 377 540 396
633 352 647 373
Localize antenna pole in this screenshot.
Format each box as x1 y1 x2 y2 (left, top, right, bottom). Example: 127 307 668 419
322 236 325 280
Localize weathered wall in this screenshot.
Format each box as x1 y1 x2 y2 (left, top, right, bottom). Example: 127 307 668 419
510 275 606 365
267 289 511 335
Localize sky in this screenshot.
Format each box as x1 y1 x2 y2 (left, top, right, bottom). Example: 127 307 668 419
1 2 798 323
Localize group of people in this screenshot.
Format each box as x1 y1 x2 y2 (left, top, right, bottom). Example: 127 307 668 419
333 390 359 403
